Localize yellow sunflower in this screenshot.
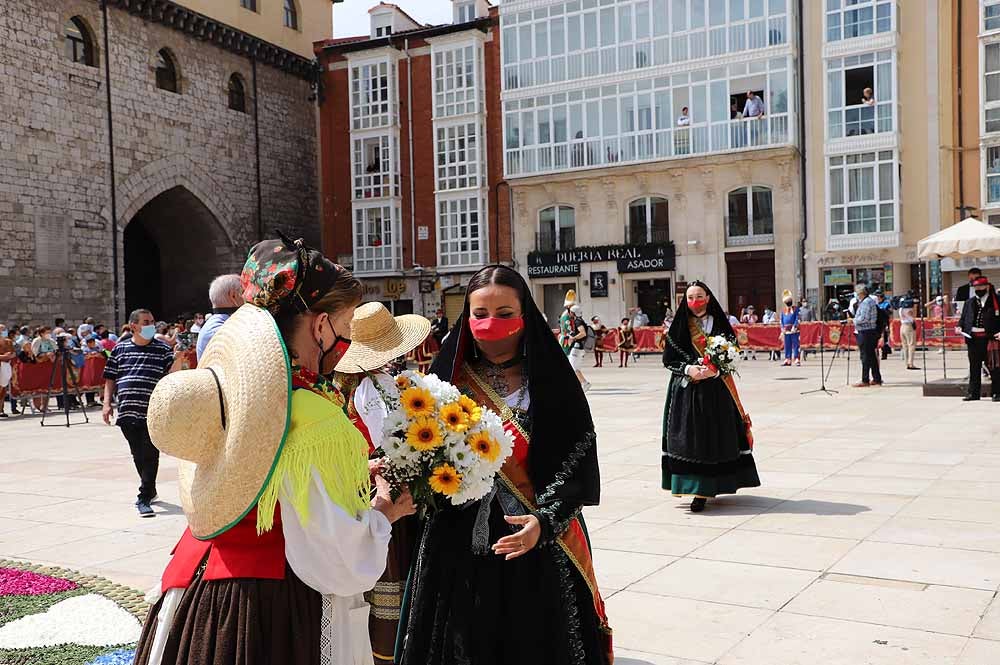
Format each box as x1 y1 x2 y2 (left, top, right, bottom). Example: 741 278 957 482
429 463 462 496
457 395 482 425
468 431 501 463
406 416 444 451
400 386 436 418
440 402 471 432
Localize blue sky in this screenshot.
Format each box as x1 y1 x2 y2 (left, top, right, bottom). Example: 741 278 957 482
333 0 455 37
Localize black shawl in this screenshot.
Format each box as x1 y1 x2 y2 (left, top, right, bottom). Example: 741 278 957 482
662 280 736 368
431 266 601 515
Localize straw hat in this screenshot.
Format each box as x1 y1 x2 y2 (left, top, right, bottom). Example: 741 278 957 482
147 304 290 539
335 302 432 374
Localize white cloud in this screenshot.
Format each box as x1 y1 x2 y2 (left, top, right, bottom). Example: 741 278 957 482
333 0 456 37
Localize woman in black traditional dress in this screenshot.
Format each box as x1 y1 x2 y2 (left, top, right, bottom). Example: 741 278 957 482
398 265 613 665
661 282 760 513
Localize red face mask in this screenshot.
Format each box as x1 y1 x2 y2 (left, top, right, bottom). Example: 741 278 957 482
469 316 524 341
688 297 708 311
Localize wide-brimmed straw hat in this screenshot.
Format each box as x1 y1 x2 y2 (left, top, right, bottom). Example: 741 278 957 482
147 304 290 539
335 302 431 374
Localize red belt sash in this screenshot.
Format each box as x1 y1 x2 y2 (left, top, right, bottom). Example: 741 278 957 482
161 507 286 592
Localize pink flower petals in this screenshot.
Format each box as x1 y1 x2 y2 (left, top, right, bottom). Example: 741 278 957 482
0 568 78 596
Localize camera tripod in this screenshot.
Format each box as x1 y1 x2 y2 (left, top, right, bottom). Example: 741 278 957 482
40 349 90 428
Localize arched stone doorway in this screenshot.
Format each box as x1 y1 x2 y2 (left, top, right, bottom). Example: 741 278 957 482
123 186 237 321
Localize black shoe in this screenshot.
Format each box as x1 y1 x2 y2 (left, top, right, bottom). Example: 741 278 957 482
993 395 1000 402
0 413 7 418
963 395 980 402
907 366 920 370
690 497 707 513
136 501 155 518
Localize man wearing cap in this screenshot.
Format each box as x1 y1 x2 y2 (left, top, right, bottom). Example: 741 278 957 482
959 276 1000 401
102 308 175 517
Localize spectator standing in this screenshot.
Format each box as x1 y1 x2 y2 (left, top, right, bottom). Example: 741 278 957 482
102 308 175 517
762 308 780 360
558 290 577 356
189 313 205 333
77 317 95 341
899 291 919 370
676 107 691 126
861 87 876 106
852 283 883 387
631 307 649 362
196 274 245 361
927 295 946 319
567 305 591 392
955 267 984 319
743 90 765 118
154 322 177 349
779 291 801 366
959 277 1000 401
0 324 14 418
430 308 449 346
875 290 893 360
799 300 815 322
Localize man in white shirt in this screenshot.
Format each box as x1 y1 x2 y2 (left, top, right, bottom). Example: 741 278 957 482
676 107 691 126
743 91 765 118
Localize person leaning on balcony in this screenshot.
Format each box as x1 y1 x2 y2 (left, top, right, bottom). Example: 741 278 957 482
862 87 876 106
743 91 765 118
676 107 691 126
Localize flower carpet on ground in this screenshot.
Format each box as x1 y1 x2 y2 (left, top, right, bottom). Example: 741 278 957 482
0 560 147 665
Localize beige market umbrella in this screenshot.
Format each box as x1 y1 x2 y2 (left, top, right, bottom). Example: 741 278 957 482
917 217 1000 260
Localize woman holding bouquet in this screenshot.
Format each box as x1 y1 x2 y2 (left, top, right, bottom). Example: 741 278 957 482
661 282 760 513
398 265 612 665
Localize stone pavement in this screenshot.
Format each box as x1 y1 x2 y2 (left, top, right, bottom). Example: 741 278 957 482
1 352 999 664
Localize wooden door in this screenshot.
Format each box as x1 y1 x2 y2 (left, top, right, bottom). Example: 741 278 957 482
725 250 776 315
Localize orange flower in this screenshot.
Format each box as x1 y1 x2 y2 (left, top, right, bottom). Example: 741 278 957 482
406 416 443 451
429 463 462 495
395 375 411 391
400 386 435 418
457 395 482 425
468 431 501 463
440 402 470 432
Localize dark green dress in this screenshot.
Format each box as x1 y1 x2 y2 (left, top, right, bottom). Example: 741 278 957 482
661 317 760 498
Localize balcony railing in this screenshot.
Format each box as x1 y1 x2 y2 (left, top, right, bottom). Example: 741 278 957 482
353 243 402 274
827 230 899 251
506 113 792 177
535 229 575 253
828 102 894 140
725 216 774 247
624 225 670 245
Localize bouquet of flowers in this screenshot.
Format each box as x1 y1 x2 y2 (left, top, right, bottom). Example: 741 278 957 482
700 335 741 376
375 370 514 510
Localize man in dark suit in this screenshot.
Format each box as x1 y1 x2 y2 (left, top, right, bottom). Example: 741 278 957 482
955 267 983 306
430 308 449 346
959 276 1000 402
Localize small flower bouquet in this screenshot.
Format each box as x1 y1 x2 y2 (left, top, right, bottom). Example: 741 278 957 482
376 371 514 511
700 335 741 376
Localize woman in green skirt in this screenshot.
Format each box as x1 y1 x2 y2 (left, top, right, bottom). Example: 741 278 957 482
661 282 760 512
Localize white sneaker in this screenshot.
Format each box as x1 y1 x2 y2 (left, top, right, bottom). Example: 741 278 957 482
582 381 592 393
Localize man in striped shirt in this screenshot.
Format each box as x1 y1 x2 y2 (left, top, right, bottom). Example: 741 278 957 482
103 308 175 517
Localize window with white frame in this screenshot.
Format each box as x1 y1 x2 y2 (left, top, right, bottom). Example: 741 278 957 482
828 151 897 236
826 51 894 139
987 146 1000 204
503 56 792 176
538 206 575 252
456 1 477 23
726 186 773 240
628 197 669 243
434 45 479 117
499 0 788 91
353 135 398 199
825 0 893 42
436 122 481 191
986 43 1000 137
986 1 1000 31
354 204 400 272
438 196 485 267
351 61 392 130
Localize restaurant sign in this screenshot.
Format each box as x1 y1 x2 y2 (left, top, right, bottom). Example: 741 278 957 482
527 242 675 277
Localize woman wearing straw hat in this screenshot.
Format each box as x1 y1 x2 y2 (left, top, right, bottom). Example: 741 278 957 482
133 236 415 665
335 302 431 665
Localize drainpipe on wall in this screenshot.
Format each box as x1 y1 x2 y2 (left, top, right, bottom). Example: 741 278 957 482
496 180 514 266
404 38 417 273
101 0 120 329
956 0 965 220
796 0 808 300
252 57 264 242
